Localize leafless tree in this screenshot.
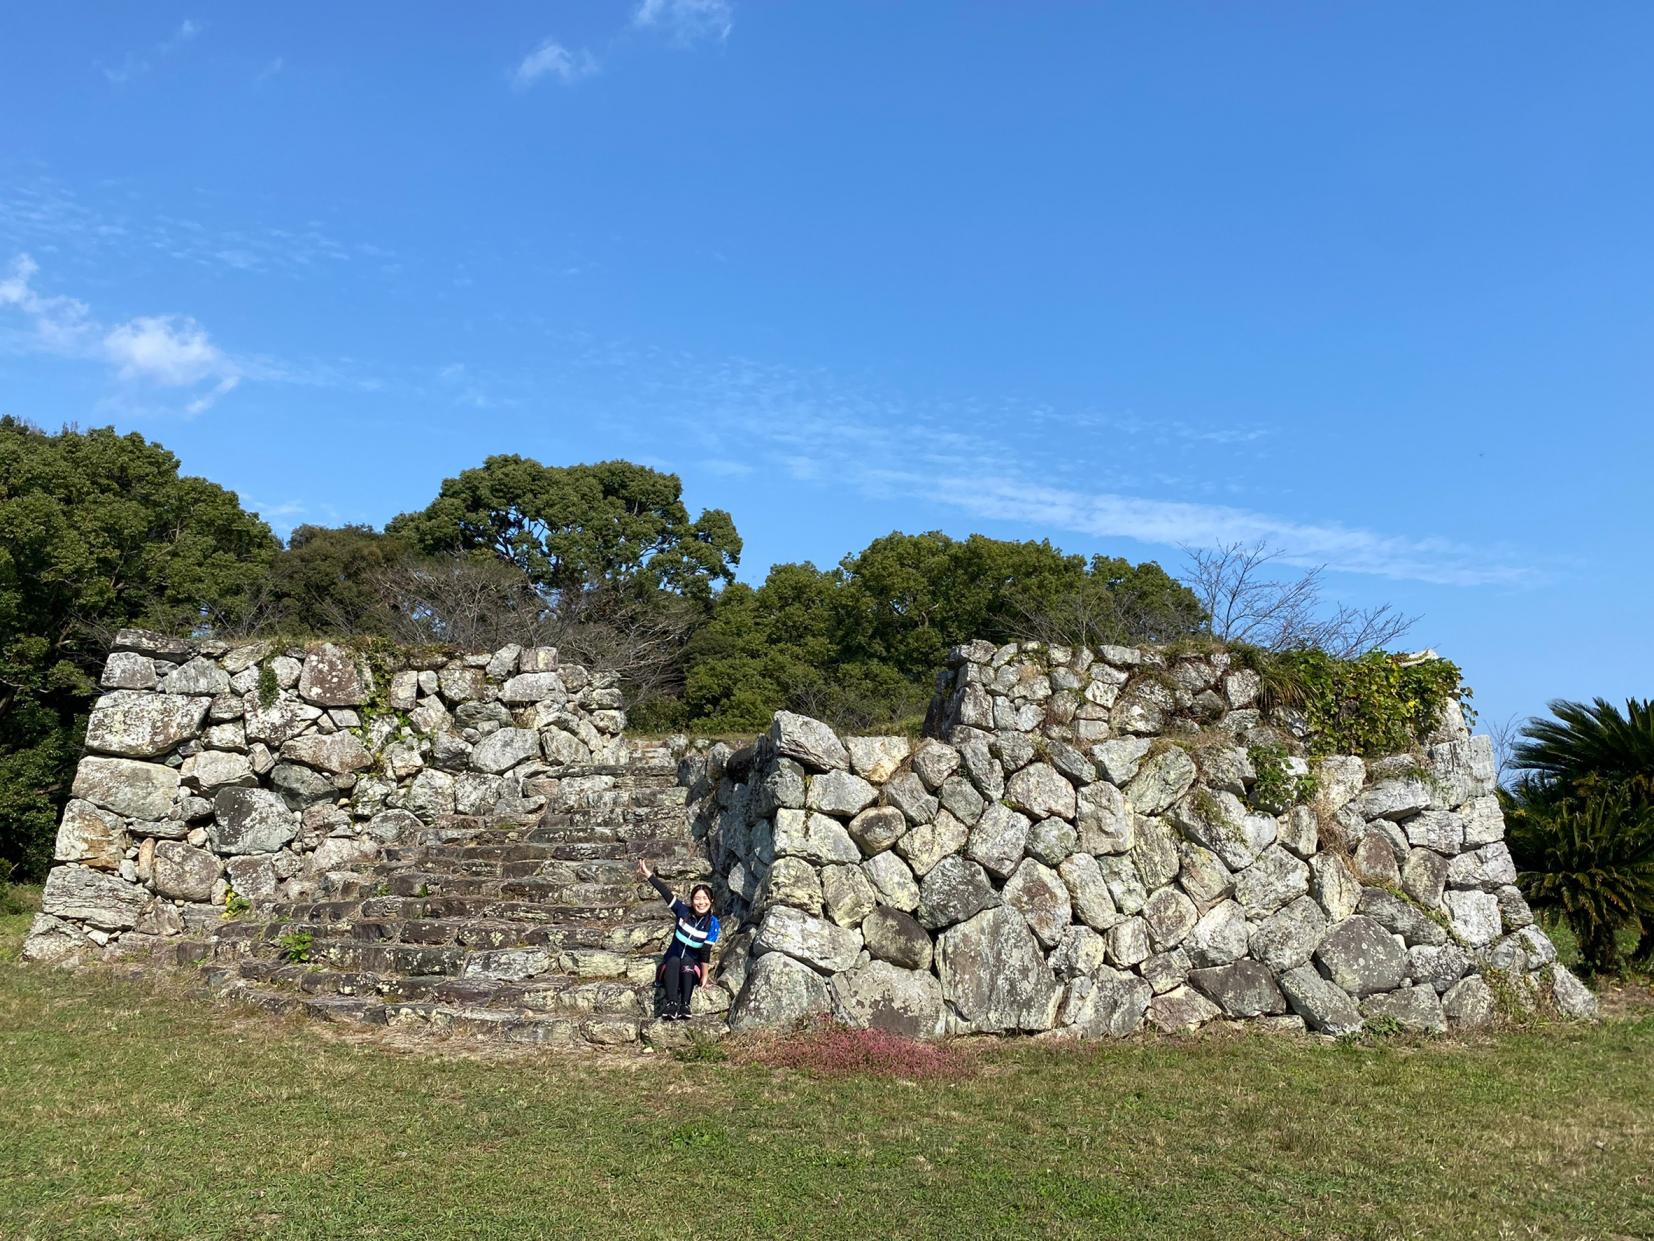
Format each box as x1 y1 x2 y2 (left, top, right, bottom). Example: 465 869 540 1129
1180 540 1417 657
1482 711 1529 788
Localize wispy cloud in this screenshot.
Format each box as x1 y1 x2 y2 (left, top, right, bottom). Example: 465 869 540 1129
0 174 392 280
633 0 734 45
519 341 1527 588
2 252 240 414
100 18 202 85
512 39 599 89
254 56 284 84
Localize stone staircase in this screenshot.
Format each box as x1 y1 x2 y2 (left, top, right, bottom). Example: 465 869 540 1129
160 743 725 1049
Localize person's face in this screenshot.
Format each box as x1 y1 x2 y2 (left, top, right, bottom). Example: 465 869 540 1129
691 889 712 916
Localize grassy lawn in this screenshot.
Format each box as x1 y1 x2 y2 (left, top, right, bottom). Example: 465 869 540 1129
2 888 1651 1241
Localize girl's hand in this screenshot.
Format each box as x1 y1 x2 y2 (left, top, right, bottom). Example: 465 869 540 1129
634 858 653 880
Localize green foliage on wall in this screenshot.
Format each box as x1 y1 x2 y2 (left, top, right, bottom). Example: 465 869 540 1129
1249 648 1468 758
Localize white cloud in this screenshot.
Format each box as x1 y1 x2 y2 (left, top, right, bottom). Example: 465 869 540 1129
100 17 202 84
633 0 734 45
512 39 599 89
1 252 242 415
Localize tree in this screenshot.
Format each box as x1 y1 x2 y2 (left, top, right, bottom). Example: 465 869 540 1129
0 418 278 878
386 457 741 714
256 524 409 637
386 456 740 600
1505 697 1654 969
1181 540 1416 657
677 531 1204 733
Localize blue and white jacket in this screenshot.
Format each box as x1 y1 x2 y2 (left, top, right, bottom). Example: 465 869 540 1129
648 873 720 968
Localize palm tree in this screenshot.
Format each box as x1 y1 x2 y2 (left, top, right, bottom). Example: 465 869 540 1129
1505 792 1654 974
1507 697 1654 969
1513 697 1654 802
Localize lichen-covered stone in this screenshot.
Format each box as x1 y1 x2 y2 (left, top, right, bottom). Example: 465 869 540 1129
829 961 944 1038
917 856 1001 930
298 643 370 707
1187 899 1250 967
53 799 127 870
769 711 849 772
1146 985 1222 1033
894 811 970 877
1125 747 1197 814
211 787 297 854
1315 915 1406 997
1249 895 1328 972
281 731 375 775
84 690 209 759
966 802 1030 878
1076 781 1132 854
1059 853 1123 931
1188 959 1286 1018
1059 967 1152 1037
152 840 220 901
1005 762 1075 820
935 906 1061 1034
1280 964 1363 1035
1002 858 1072 948
728 952 830 1031
845 736 911 784
72 756 179 820
806 769 879 818
861 906 932 971
1361 984 1445 1034
41 864 148 930
820 863 878 928
753 905 862 973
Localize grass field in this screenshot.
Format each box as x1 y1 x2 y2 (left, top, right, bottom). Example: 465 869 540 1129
2 885 1651 1241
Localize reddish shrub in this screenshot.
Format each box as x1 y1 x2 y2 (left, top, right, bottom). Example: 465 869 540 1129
745 1018 975 1080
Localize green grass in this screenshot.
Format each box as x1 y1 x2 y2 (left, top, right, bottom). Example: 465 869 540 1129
1 904 1651 1239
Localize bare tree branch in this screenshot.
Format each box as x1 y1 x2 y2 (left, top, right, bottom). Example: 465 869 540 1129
1179 540 1418 656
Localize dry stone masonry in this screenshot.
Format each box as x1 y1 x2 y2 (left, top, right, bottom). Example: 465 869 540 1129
26 631 1598 1047
25 630 630 962
682 640 1597 1041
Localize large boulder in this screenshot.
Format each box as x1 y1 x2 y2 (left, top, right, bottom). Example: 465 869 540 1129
1234 846 1310 916
84 691 209 759
1145 985 1222 1033
760 857 824 914
1361 984 1446 1034
965 802 1030 879
499 672 565 705
41 864 148 930
1188 960 1286 1018
1058 852 1123 931
281 731 375 775
861 906 932 971
1005 762 1075 820
846 806 907 855
298 644 370 706
1315 915 1406 997
861 850 920 912
469 727 541 774
71 756 180 820
806 769 879 818
1125 747 1197 814
1059 967 1153 1037
894 812 970 876
829 961 945 1038
772 809 861 866
1187 899 1250 967
935 906 1061 1033
1170 790 1275 870
769 711 849 772
752 905 862 973
1249 896 1328 972
1076 781 1131 855
917 856 1001 930
152 840 220 902
159 656 231 696
1001 858 1072 948
845 736 911 784
820 864 878 928
52 799 128 870
1280 964 1364 1035
270 761 335 810
727 952 831 1031
211 787 297 854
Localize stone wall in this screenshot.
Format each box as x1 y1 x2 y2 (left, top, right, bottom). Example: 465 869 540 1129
681 640 1598 1040
23 630 627 962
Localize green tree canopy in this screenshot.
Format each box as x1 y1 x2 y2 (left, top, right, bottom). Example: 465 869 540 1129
263 524 409 637
0 418 278 878
385 456 741 601
677 531 1204 733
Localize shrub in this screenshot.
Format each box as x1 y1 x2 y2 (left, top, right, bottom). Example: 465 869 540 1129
1506 793 1654 976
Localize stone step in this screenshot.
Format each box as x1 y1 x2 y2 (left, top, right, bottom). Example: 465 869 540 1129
225 959 655 1010
216 914 667 955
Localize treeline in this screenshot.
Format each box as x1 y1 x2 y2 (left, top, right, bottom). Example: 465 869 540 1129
0 419 1205 879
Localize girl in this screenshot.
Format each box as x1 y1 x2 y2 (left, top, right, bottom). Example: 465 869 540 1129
635 858 720 1020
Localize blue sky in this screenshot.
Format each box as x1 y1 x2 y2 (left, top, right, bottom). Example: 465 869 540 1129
2 3 1650 731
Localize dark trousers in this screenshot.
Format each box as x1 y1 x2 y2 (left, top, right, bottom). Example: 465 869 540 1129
662 958 699 1014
